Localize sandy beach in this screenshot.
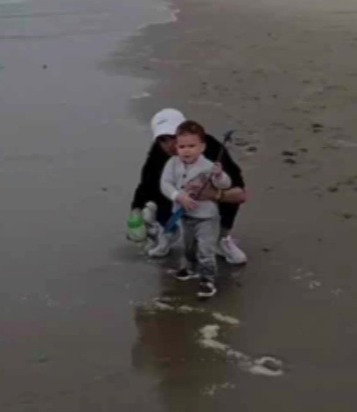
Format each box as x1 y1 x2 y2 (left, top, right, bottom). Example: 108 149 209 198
101 0 357 409
1 0 357 410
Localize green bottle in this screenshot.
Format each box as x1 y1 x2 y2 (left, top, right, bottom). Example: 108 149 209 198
127 211 147 242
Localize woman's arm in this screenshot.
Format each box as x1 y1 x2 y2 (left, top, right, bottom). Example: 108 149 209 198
216 186 246 204
188 181 246 204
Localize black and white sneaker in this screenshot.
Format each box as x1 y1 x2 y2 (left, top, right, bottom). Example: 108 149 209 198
197 280 217 299
173 268 198 281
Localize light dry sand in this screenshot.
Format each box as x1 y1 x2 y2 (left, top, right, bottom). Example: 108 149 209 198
109 0 357 410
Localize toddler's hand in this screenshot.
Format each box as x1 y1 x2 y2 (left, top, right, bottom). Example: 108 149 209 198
212 162 223 178
177 193 198 212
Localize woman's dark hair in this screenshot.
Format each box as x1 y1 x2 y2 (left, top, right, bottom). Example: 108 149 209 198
176 120 206 142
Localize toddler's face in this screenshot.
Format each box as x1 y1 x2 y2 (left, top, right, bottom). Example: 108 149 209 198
176 133 205 164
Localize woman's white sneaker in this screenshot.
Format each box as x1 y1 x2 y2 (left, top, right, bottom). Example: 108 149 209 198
147 225 181 258
217 236 247 265
147 233 170 257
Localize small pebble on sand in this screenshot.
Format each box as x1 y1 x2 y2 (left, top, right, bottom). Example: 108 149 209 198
282 150 297 157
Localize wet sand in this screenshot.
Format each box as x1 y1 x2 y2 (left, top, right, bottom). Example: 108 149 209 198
1 0 357 410
0 0 175 410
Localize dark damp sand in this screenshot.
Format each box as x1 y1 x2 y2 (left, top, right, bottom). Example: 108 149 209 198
1 0 357 410
0 0 173 410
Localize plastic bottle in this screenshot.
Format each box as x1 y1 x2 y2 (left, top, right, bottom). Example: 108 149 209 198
127 210 147 242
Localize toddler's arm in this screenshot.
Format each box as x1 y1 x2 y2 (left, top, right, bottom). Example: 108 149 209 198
161 158 198 211
160 157 180 201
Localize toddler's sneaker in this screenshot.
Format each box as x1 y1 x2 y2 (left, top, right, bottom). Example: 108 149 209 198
197 279 217 299
217 236 247 265
173 268 199 281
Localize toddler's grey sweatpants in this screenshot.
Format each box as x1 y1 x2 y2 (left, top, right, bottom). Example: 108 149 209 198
182 216 219 282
